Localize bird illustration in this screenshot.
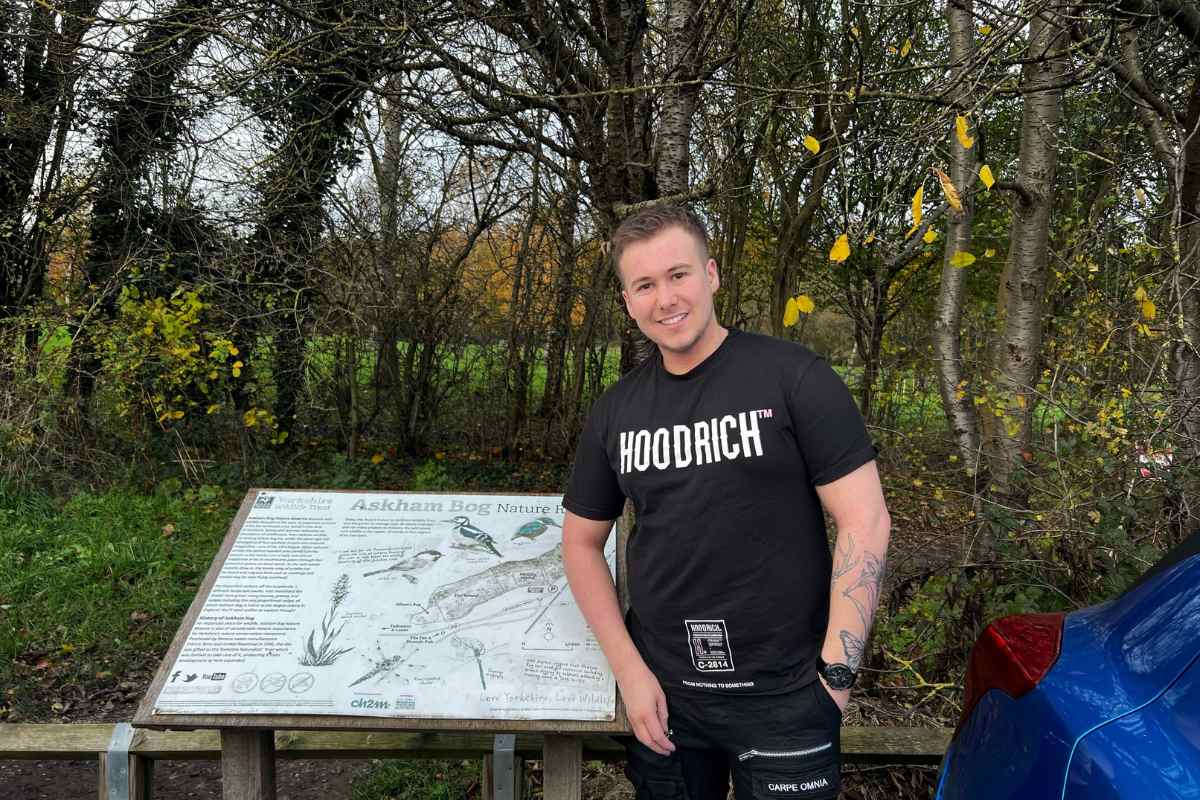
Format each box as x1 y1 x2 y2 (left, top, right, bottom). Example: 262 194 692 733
443 516 503 557
512 516 560 541
363 549 443 582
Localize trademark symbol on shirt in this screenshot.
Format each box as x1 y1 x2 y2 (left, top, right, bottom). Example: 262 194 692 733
755 408 774 419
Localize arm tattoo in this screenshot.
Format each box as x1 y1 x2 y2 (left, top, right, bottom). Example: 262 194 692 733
830 531 860 590
839 630 866 670
842 551 886 632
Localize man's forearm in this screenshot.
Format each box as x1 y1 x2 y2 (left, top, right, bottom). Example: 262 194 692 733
563 540 648 680
823 521 891 671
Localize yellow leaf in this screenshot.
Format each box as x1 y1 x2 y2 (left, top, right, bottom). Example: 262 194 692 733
829 233 851 262
864 231 876 244
979 164 995 189
1137 322 1152 337
911 185 924 231
371 453 385 465
955 115 975 150
208 370 218 380
803 135 820 155
783 297 800 328
1141 299 1157 320
206 404 221 415
1135 187 1147 206
171 410 185 420
923 229 938 243
228 346 239 356
984 247 997 257
949 251 976 268
796 294 815 314
979 24 992 35
850 25 860 38
933 166 963 212
1134 286 1148 302
232 360 243 369
900 38 912 57
232 367 242 378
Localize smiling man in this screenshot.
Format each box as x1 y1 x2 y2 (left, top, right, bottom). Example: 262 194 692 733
562 205 891 800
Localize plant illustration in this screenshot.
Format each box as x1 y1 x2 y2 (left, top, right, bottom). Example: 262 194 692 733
299 573 354 666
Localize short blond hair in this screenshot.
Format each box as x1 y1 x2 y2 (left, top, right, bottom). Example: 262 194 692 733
610 205 708 281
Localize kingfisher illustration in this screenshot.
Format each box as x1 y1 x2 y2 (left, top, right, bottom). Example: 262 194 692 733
512 516 560 542
444 516 503 557
362 549 443 582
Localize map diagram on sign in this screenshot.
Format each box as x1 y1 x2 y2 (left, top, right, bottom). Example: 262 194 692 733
153 492 617 720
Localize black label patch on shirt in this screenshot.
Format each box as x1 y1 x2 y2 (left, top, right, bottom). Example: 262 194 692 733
685 619 736 672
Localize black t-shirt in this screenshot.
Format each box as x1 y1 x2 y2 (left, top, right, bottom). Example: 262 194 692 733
563 329 876 694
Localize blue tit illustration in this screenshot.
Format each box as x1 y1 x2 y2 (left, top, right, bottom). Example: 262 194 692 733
444 516 503 557
512 516 561 541
363 549 443 582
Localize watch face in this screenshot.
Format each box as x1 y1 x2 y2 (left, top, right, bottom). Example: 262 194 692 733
823 663 856 690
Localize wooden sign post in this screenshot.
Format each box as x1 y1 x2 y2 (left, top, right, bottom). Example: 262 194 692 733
134 489 630 799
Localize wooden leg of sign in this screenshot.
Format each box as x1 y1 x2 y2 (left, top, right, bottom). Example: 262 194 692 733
542 736 582 800
220 730 276 800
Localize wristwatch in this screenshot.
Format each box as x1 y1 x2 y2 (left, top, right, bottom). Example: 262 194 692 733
816 655 857 690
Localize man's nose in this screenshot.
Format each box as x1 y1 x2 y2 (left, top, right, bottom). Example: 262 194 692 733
655 283 678 308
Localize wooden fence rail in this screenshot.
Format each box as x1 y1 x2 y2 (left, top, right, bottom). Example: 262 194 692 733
0 723 952 799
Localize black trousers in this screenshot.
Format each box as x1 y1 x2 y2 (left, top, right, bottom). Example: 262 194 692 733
621 680 843 800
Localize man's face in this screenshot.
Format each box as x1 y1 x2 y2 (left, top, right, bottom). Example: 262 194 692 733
618 225 721 366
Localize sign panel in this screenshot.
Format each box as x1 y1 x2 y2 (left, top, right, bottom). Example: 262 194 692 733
152 490 617 721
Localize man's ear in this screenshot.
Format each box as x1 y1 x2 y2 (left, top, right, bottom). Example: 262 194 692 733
706 258 720 292
620 289 633 318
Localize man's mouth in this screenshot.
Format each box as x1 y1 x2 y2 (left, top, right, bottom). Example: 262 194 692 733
658 312 688 327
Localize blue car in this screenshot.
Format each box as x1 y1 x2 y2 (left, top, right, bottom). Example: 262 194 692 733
936 531 1200 799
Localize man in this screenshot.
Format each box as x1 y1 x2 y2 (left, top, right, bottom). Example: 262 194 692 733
562 205 891 800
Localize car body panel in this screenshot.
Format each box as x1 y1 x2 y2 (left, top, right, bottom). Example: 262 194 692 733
1063 653 1200 800
937 542 1200 800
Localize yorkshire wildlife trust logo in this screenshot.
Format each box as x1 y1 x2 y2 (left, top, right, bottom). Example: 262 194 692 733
254 492 332 512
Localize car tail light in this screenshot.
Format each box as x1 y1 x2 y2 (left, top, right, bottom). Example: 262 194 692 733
958 612 1065 729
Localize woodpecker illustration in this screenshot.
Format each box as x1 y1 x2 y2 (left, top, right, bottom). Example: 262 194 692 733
443 516 503 557
511 516 560 541
362 549 443 582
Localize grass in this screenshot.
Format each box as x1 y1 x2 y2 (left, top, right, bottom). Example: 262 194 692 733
0 483 232 717
351 758 483 800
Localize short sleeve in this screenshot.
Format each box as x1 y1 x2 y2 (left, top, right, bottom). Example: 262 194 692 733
788 357 877 486
563 399 626 520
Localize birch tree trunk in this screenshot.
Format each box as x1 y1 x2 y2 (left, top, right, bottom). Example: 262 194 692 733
934 0 983 474
986 8 1067 508
1168 81 1200 533
655 0 701 197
